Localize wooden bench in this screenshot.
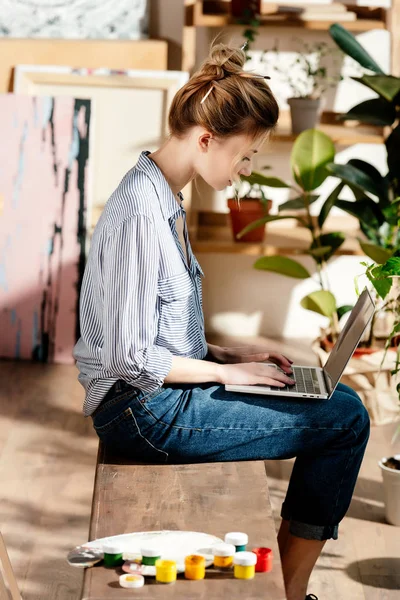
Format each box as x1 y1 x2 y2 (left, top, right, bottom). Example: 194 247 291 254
81 443 287 599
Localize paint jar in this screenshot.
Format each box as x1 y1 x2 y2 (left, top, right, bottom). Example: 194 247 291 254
119 573 145 589
233 551 257 580
224 532 248 553
253 547 273 572
212 543 236 569
141 546 161 566
185 554 206 580
155 559 177 584
102 544 124 568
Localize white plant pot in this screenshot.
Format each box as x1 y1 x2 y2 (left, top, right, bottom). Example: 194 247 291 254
287 97 323 134
379 455 400 526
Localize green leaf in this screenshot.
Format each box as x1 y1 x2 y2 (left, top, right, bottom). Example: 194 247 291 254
359 241 393 264
337 305 353 320
308 246 333 259
348 158 389 206
337 98 396 126
329 24 385 74
335 199 383 229
278 195 318 212
386 124 400 180
254 256 311 279
237 214 308 239
326 162 383 199
291 129 336 191
380 256 400 277
241 172 291 188
311 232 346 262
366 268 392 299
351 75 400 103
318 182 345 228
301 290 337 317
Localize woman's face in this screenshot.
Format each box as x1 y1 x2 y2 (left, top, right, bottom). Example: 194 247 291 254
194 129 264 191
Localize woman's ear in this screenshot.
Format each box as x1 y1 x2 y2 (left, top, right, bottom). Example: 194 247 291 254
198 130 214 152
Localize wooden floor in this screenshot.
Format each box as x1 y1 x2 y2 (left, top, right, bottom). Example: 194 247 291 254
0 343 399 599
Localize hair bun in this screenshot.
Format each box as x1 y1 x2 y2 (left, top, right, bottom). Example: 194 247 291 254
199 42 246 81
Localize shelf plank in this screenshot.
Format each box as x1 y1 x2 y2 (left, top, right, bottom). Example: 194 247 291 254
192 225 363 256
271 112 384 145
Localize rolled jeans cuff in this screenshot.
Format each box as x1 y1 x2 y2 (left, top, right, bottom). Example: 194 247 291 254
280 504 339 541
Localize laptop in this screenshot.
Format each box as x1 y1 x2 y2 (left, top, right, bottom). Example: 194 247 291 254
225 287 375 400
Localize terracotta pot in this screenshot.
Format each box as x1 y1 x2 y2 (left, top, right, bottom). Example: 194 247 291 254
227 198 272 243
320 335 380 358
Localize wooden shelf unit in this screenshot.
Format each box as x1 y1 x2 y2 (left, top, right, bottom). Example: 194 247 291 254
186 1 386 30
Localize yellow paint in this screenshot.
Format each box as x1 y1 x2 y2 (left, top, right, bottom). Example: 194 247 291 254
234 564 255 580
214 555 233 568
185 555 206 580
125 575 140 581
155 559 177 584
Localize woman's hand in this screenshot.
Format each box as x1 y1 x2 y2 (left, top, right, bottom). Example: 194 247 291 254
207 343 293 374
217 361 295 388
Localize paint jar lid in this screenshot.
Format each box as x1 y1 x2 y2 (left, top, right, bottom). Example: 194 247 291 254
213 543 236 557
233 551 257 567
225 532 248 546
119 573 145 589
103 543 122 554
141 546 161 557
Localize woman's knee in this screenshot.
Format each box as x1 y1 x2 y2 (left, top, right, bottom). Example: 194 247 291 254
332 388 370 439
336 382 361 401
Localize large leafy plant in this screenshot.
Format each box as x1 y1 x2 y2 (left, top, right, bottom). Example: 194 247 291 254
357 256 400 441
237 128 348 336
323 24 400 262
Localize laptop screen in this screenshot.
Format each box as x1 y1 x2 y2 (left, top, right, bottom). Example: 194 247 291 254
324 288 375 393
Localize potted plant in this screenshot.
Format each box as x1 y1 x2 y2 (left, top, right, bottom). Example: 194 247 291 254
261 39 343 134
228 170 275 243
237 128 400 427
322 23 400 346
237 128 348 333
359 256 400 525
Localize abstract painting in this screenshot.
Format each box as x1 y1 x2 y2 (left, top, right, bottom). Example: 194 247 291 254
0 0 149 39
0 95 91 364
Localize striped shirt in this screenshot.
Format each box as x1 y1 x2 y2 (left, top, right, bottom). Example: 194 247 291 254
73 150 208 416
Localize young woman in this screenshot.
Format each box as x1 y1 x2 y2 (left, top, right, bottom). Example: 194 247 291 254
73 43 370 600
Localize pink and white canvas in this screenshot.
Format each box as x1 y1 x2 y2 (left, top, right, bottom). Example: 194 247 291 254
0 95 91 364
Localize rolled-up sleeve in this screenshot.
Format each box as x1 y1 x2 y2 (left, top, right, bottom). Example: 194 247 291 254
101 215 173 388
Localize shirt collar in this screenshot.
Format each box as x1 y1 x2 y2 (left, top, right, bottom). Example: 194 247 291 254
135 150 184 221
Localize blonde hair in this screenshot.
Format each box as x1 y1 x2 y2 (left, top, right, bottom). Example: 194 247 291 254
168 38 279 188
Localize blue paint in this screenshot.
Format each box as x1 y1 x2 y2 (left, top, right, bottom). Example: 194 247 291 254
47 238 53 256
10 310 17 325
12 121 28 210
68 116 80 169
42 97 53 129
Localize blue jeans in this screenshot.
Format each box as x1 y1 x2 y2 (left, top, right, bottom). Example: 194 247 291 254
91 378 370 541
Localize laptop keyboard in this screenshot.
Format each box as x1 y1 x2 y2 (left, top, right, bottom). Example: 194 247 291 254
275 366 322 394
